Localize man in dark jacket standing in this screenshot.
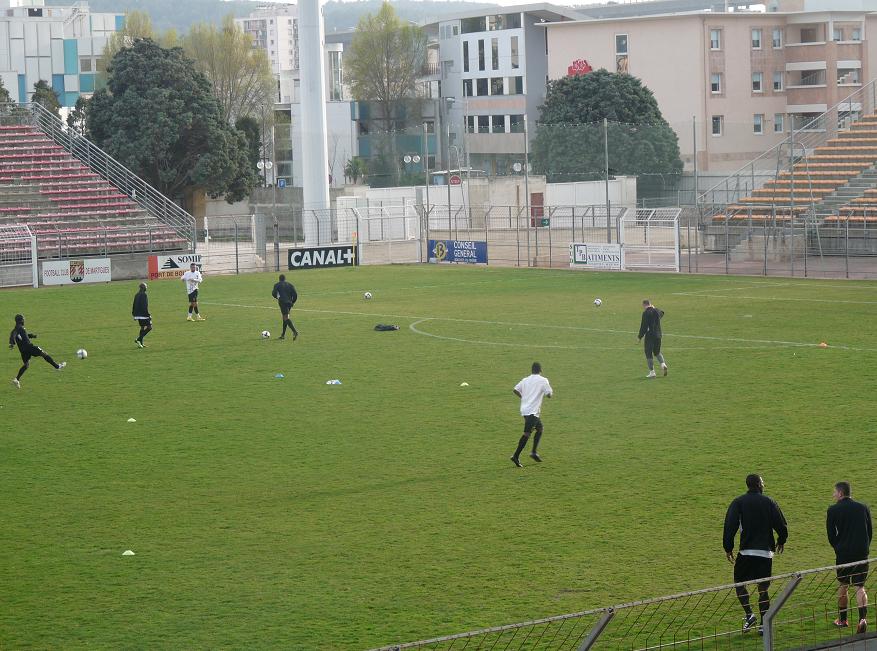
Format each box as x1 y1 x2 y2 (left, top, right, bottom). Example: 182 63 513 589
724 474 789 632
637 299 668 378
132 283 152 348
271 274 299 341
827 481 872 633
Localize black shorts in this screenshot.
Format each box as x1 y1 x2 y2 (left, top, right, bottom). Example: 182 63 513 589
279 301 293 315
644 336 662 357
136 318 152 328
734 554 773 584
523 414 543 434
188 290 199 302
837 561 869 586
20 345 43 363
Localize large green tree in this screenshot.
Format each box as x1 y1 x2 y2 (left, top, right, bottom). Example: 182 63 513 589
182 16 274 126
32 80 61 117
87 39 258 202
531 70 682 196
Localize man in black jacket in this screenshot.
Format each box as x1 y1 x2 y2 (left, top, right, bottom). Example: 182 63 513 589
637 299 668 378
723 474 789 632
132 283 152 348
8 313 65 388
827 481 872 633
271 274 299 341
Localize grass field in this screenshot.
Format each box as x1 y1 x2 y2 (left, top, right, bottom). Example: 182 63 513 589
1 265 876 650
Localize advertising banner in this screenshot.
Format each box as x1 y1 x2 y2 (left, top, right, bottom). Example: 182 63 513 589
148 254 203 280
288 245 356 270
42 258 112 285
570 243 623 270
428 240 488 264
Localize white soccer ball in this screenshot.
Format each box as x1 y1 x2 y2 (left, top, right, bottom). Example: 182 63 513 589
76 348 88 359
261 330 271 339
593 298 603 307
363 291 373 300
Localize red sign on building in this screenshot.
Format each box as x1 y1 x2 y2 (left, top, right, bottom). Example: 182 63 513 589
567 59 593 77
449 174 462 186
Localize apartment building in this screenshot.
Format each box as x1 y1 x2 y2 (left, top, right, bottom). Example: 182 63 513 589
0 0 123 107
544 0 877 171
420 3 585 176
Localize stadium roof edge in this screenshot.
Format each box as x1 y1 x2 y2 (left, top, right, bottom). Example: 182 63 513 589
420 3 589 27
537 8 877 26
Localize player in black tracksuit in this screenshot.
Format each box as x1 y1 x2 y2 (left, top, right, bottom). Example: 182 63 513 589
271 274 299 340
638 299 668 378
723 474 789 632
8 314 65 388
827 481 873 633
132 283 152 348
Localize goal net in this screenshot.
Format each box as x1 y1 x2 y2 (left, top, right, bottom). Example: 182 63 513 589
620 208 681 272
0 224 38 288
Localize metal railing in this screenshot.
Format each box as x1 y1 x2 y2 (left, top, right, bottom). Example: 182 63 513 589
371 559 877 651
698 79 877 220
4 102 197 250
34 224 187 259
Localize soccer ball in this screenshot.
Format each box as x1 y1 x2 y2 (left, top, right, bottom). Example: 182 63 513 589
363 291 373 300
76 348 88 359
593 298 603 307
261 330 270 339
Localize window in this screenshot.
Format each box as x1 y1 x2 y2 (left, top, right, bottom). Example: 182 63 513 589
478 40 485 71
80 57 92 72
710 29 722 50
463 41 469 73
491 38 499 70
712 115 723 136
329 50 343 100
753 113 764 134
774 113 784 132
510 36 519 69
466 115 475 133
615 34 628 55
833 28 843 42
752 72 763 93
477 115 490 133
463 79 473 96
453 25 459 36
509 115 525 133
751 29 762 49
507 76 523 94
838 68 861 85
476 78 488 96
490 77 504 95
772 28 782 48
852 28 862 41
773 71 783 91
461 17 486 34
492 115 505 133
710 73 722 94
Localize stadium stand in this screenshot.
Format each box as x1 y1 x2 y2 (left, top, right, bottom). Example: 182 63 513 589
0 123 188 256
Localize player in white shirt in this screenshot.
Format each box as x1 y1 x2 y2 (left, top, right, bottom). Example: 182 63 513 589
511 362 553 467
181 263 205 321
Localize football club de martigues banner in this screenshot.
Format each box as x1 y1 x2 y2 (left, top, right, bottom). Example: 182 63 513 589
42 258 111 285
428 240 488 264
148 254 203 280
288 245 357 270
569 243 623 270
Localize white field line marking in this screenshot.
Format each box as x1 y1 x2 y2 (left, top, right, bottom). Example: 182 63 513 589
203 301 876 352
672 292 877 306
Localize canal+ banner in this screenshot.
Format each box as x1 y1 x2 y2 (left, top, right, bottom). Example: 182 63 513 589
288 245 357 270
428 239 488 264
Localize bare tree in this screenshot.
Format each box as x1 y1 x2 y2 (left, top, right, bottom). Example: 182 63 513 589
104 11 178 64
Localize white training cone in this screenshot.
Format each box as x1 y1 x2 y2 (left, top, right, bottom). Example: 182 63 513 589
127 418 136 423
122 550 135 556
460 382 469 387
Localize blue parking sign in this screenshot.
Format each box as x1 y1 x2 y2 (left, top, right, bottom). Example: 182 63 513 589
277 179 287 188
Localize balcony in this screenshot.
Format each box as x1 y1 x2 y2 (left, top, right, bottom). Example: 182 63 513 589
787 70 826 89
420 62 440 78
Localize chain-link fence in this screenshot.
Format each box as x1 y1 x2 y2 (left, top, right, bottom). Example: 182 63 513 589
370 559 877 651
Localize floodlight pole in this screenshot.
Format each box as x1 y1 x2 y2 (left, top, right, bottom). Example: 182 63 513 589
524 115 531 226
604 117 611 242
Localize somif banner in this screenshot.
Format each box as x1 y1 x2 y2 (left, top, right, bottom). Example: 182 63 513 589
42 258 112 285
148 254 203 280
428 240 488 264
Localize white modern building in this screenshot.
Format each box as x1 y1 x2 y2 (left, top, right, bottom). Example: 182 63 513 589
0 0 124 107
237 4 355 189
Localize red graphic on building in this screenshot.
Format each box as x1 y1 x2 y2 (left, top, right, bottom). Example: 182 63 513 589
567 59 593 77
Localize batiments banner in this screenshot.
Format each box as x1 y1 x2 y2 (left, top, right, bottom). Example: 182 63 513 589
428 240 488 264
148 254 203 280
570 243 623 270
42 258 112 285
288 245 356 270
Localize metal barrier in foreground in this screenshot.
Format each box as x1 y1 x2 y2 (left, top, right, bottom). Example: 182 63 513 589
370 559 877 651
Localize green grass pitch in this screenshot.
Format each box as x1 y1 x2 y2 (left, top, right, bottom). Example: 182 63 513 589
1 265 875 649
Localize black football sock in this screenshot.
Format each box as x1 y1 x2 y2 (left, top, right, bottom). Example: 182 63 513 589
513 434 529 460
281 320 288 336
735 586 752 615
859 606 868 621
288 319 298 335
16 365 27 380
532 431 542 453
43 354 59 368
194 306 199 315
